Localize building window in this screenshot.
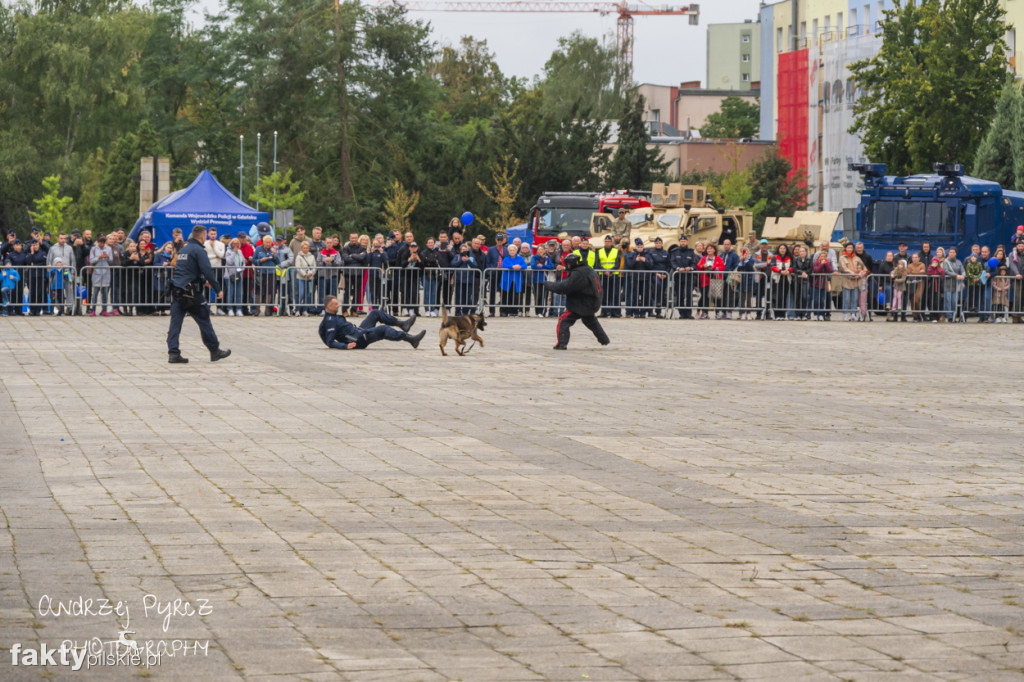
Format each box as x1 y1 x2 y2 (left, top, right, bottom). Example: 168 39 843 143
837 13 843 35
741 34 751 43
650 109 660 123
741 74 750 82
850 8 858 34
777 27 783 52
742 54 750 63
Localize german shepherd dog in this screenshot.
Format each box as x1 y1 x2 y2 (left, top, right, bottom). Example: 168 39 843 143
439 307 486 356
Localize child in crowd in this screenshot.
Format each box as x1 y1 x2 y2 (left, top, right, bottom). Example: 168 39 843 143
890 259 907 322
49 258 69 314
1 260 19 316
991 265 1011 322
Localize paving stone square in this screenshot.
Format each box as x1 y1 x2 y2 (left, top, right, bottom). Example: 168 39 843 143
1 316 1023 680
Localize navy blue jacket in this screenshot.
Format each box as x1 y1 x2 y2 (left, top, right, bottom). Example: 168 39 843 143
648 247 671 272
667 245 698 271
171 238 221 294
625 249 653 271
486 245 505 270
720 249 740 272
319 313 360 349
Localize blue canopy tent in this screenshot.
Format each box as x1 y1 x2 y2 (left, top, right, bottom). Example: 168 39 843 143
128 170 269 246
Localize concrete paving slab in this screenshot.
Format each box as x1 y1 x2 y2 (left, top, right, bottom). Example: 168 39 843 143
1 316 1023 680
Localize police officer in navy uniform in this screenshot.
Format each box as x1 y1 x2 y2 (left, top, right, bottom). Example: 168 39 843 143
319 295 425 350
167 225 231 364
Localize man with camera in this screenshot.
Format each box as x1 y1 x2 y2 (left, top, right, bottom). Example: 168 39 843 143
167 225 231 364
318 295 424 350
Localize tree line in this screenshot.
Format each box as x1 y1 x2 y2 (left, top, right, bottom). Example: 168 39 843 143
1 0 804 242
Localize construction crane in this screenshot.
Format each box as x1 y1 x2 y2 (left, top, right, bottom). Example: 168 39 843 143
381 2 700 84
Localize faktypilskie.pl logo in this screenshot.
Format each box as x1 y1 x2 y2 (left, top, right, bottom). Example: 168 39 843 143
8 594 213 671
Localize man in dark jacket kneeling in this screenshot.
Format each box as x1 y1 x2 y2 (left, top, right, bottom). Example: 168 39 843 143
319 296 425 350
543 253 610 350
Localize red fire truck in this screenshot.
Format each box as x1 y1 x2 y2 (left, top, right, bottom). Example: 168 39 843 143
527 189 651 246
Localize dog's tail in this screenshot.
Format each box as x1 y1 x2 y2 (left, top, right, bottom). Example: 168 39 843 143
440 306 449 326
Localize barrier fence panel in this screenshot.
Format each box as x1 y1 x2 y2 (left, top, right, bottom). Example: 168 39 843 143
1 265 78 316
672 270 767 320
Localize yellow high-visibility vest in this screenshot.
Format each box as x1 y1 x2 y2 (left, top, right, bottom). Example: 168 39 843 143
597 247 620 272
572 248 597 268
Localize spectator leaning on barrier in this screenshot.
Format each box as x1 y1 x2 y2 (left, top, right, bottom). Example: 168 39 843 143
1 259 19 315
838 242 865 321
88 234 116 317
597 234 622 318
942 247 965 322
484 232 507 316
499 243 526 316
530 242 555 317
274 234 294 314
669 235 697 319
648 237 670 317
720 239 740 318
811 246 834 321
791 244 812 320
1008 240 1024 323
625 238 652 317
204 226 226 311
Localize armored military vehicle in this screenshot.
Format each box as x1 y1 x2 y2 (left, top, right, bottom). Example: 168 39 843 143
591 183 753 248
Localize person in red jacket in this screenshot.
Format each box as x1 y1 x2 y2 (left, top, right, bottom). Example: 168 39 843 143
696 243 724 318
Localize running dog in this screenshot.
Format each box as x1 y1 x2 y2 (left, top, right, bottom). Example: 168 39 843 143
439 307 486 356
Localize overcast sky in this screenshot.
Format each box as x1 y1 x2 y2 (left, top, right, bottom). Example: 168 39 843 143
192 0 764 87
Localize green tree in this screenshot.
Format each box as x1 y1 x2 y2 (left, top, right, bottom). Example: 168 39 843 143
381 180 420 234
973 78 1024 189
249 169 307 221
605 93 669 189
95 123 164 232
539 33 625 121
850 0 1007 176
748 147 809 233
29 175 73 235
432 37 515 124
699 96 760 139
476 155 523 233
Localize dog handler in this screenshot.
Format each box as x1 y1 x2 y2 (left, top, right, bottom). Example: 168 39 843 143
319 296 425 350
167 225 231 364
544 253 610 350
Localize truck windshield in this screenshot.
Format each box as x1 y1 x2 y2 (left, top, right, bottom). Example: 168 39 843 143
864 200 955 235
537 208 594 237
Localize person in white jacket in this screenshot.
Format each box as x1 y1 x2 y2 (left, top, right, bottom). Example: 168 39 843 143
204 226 227 313
46 233 76 315
293 241 317 316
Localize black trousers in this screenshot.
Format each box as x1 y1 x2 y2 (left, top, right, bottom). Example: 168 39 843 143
555 310 609 347
167 294 220 355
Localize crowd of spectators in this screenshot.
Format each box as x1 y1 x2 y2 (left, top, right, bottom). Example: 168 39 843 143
3 221 1024 323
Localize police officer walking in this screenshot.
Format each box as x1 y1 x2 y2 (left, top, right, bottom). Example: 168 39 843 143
167 225 231 364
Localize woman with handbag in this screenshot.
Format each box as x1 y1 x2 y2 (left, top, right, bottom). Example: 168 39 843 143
697 243 724 319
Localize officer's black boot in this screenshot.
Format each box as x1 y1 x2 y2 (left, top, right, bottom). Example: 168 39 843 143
405 330 425 348
210 348 232 362
168 353 189 364
399 313 418 333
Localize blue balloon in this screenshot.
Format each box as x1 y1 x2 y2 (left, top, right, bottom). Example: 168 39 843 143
988 257 1000 269
461 211 474 226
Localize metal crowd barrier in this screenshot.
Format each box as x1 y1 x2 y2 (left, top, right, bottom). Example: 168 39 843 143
6 262 1023 324
0 264 77 316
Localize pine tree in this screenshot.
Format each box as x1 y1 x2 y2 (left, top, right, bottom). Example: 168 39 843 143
974 79 1023 190
605 93 669 189
748 147 808 233
94 122 163 232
